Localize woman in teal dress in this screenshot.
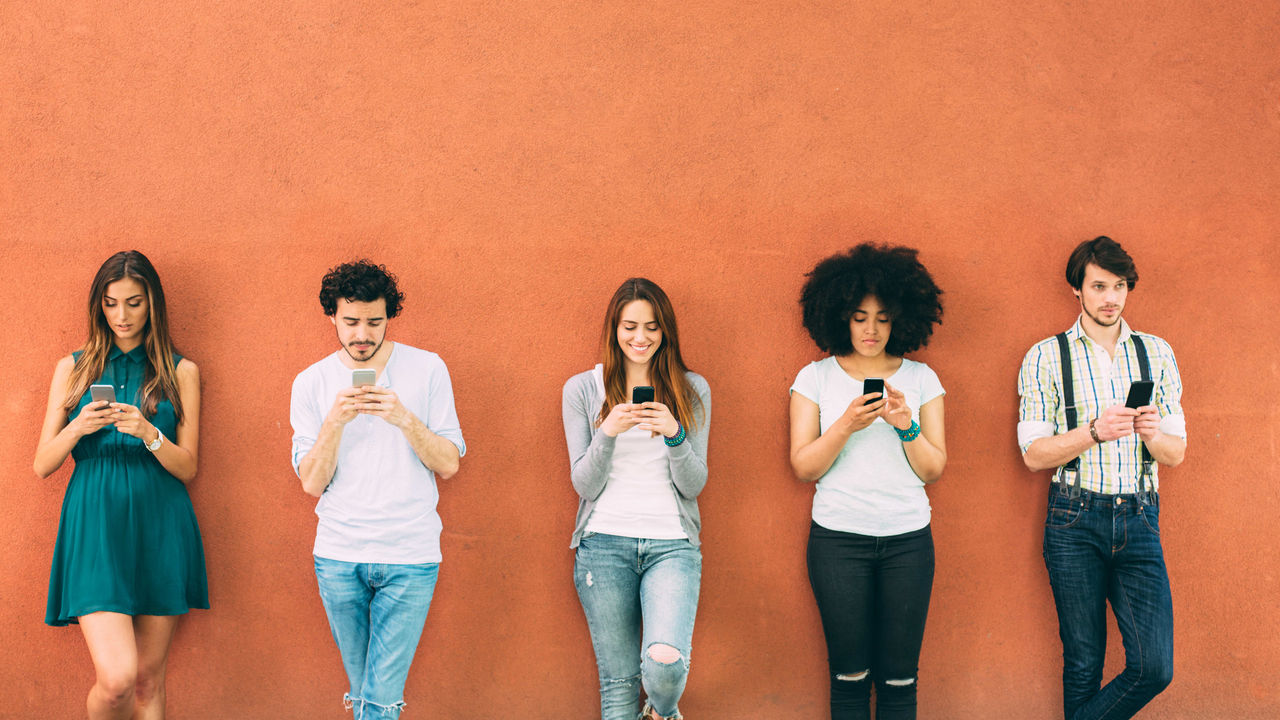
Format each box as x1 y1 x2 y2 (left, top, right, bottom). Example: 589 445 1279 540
35 250 206 720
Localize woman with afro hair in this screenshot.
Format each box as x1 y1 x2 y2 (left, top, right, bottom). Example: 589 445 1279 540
789 243 946 720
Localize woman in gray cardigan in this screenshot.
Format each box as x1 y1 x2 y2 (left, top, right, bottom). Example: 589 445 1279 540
562 277 711 720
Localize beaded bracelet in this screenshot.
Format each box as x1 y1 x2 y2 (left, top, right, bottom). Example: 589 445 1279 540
895 420 921 442
664 422 687 447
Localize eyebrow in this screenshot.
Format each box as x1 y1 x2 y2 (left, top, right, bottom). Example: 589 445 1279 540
342 316 385 322
104 294 145 301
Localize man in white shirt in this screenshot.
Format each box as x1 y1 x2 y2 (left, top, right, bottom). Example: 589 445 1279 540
1017 237 1186 720
291 260 465 720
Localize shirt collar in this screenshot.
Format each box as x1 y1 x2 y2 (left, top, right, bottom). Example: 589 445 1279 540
1066 314 1133 348
108 344 147 364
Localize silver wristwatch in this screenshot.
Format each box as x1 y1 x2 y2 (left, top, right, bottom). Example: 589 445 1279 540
145 430 164 453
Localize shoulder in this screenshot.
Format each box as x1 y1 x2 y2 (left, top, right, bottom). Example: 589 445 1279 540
1020 335 1063 366
292 353 336 390
1131 331 1176 357
175 357 200 382
899 357 940 383
54 353 76 373
794 356 833 380
563 368 599 396
684 371 710 398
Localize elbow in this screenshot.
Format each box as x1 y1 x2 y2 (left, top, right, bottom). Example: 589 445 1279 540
435 460 460 481
174 468 198 484
301 480 325 498
789 458 820 484
34 462 53 480
1022 453 1051 473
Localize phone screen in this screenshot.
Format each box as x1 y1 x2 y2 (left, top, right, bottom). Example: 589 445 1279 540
631 386 655 404
1125 380 1154 409
862 378 884 405
352 370 377 388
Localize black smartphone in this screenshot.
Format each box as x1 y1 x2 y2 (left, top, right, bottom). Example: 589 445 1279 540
631 386 655 404
1125 380 1155 409
862 378 884 405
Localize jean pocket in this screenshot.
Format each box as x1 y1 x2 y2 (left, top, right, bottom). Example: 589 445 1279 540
1138 507 1160 535
1045 497 1083 529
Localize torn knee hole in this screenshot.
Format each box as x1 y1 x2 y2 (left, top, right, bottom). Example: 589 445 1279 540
884 677 916 686
836 670 870 682
646 643 683 664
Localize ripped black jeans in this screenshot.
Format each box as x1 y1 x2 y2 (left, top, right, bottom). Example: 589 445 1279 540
807 522 934 720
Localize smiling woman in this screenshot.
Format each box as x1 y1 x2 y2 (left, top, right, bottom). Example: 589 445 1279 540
561 278 711 720
33 250 206 720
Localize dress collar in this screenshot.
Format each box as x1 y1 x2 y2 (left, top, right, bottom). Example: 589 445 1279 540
108 344 147 364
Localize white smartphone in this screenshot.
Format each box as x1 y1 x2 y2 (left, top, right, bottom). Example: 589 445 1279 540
352 369 377 388
89 384 116 405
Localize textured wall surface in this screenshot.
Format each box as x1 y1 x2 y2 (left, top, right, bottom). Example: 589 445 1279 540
3 2 1278 718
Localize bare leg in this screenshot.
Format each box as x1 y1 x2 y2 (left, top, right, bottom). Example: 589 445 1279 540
132 616 179 720
79 612 138 720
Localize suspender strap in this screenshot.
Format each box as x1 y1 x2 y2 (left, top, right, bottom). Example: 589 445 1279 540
1131 334 1155 501
1055 333 1082 492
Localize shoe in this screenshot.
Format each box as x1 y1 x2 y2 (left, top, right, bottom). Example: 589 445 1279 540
640 700 682 720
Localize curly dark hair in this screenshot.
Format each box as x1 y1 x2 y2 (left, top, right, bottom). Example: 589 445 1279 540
318 259 405 318
799 243 943 356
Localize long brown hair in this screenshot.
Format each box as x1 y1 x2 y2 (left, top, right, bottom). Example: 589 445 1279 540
63 251 184 421
598 278 703 432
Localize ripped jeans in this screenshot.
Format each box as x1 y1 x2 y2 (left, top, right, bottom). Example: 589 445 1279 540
807 522 934 720
574 533 701 720
314 556 439 720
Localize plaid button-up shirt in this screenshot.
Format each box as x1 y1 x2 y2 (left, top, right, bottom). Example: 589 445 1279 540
1017 316 1186 494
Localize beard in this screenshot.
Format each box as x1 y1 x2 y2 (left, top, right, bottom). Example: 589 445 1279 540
341 336 384 362
1082 303 1122 328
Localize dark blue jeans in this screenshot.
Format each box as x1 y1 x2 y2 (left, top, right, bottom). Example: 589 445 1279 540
1042 486 1173 720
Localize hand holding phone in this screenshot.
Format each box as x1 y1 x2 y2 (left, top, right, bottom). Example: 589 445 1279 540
90 384 116 407
631 386 655 405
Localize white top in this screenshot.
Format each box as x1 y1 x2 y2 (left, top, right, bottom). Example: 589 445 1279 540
583 366 687 539
791 356 945 536
290 343 466 564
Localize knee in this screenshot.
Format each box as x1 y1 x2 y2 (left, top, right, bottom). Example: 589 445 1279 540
133 670 164 705
831 669 871 702
1137 659 1173 697
646 643 683 666
96 669 137 707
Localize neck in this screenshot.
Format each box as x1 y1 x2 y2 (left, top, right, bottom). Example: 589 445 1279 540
1080 313 1123 352
114 336 143 354
835 351 900 379
624 360 651 389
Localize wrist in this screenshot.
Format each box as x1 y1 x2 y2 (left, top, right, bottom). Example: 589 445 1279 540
1088 419 1102 444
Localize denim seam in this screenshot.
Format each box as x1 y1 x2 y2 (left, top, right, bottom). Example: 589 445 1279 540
1098 571 1146 719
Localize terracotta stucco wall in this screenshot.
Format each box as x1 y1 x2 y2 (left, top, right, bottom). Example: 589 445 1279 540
3 2 1278 718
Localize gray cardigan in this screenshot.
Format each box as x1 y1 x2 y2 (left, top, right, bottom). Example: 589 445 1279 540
562 366 712 548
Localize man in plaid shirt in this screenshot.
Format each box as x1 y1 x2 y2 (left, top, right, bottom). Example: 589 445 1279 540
1017 236 1187 720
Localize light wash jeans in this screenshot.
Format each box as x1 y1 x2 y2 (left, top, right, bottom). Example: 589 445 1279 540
314 556 439 720
574 533 701 720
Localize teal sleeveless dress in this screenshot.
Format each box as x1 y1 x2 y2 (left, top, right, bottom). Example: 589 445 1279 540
45 345 209 626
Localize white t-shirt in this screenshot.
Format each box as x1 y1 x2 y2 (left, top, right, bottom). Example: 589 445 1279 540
790 356 944 536
583 366 687 539
290 343 466 564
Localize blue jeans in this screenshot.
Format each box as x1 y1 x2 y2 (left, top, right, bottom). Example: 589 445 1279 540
1042 486 1174 720
314 556 439 720
574 533 701 720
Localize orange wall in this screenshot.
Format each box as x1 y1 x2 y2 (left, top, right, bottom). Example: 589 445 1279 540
3 2 1279 718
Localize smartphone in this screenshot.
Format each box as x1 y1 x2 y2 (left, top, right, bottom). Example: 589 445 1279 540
89 384 116 406
352 369 377 388
862 378 884 405
631 386 655 404
1125 380 1154 409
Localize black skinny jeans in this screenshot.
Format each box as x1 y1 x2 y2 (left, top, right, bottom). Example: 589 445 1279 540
807 522 935 720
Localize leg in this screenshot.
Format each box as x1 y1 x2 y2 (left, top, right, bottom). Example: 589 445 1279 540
808 523 878 720
358 563 439 719
638 539 702 719
132 615 180 720
1042 492 1110 720
1072 503 1174 720
871 526 935 720
575 534 643 720
315 556 374 714
79 611 139 720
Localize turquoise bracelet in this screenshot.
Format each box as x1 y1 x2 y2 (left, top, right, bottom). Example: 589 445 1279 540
664 422 687 447
895 420 921 442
